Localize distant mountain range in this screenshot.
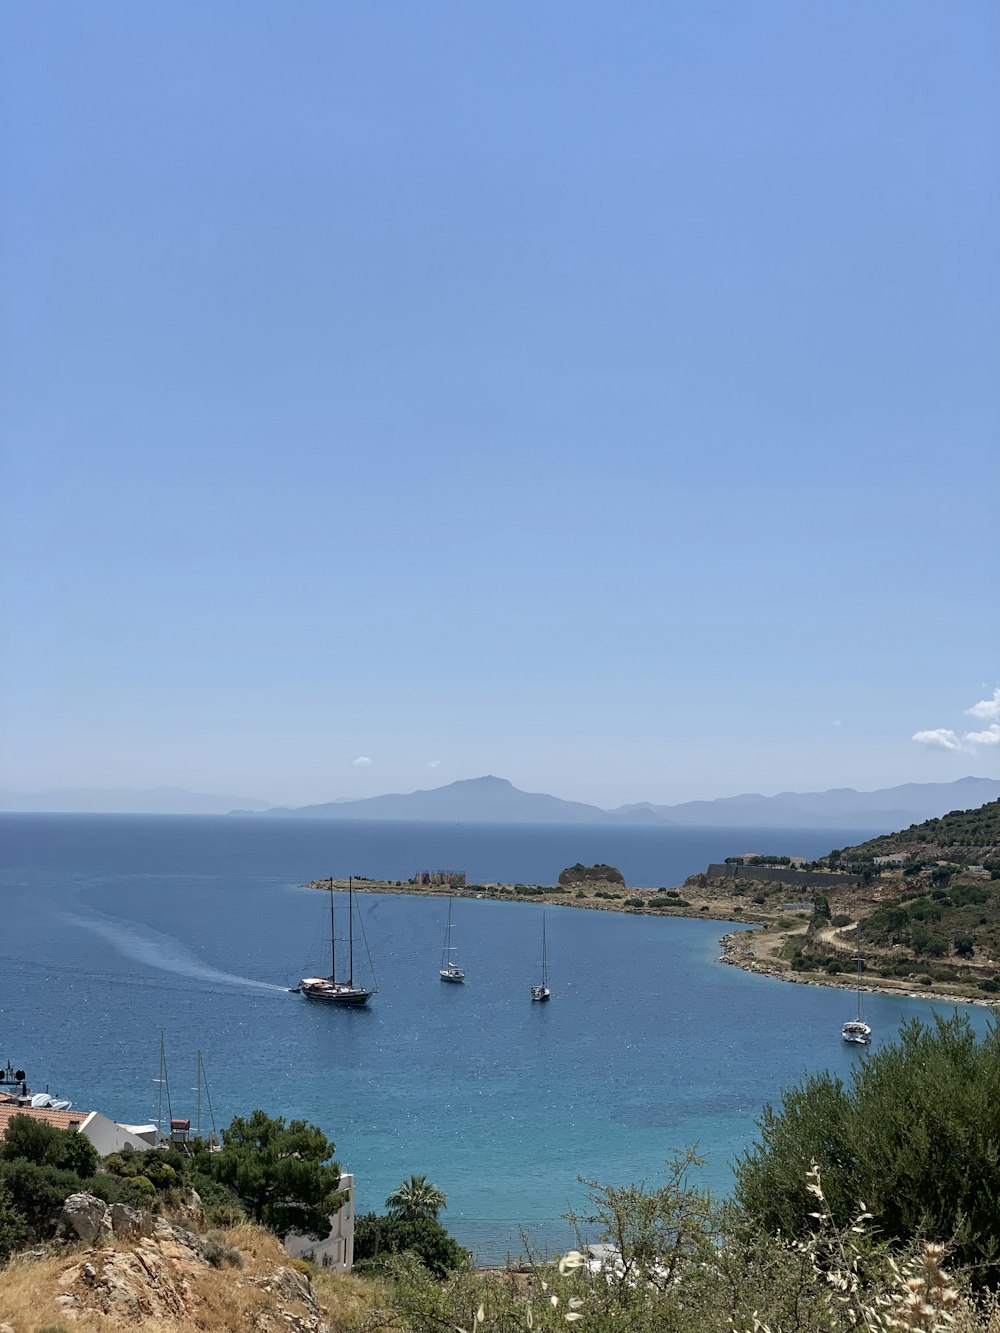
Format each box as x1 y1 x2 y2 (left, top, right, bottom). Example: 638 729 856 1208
255 774 1000 830
5 775 998 828
0 786 274 815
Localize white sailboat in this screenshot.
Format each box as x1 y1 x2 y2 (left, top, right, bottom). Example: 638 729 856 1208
295 878 376 1006
841 954 871 1045
439 898 465 983
531 912 551 1002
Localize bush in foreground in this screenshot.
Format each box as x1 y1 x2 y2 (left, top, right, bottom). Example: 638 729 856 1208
735 1013 1000 1282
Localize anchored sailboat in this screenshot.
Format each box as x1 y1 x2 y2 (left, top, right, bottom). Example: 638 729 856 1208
841 954 871 1045
294 878 376 1007
531 912 551 1002
439 898 465 983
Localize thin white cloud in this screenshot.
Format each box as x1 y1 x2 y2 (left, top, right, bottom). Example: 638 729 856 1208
966 687 1000 723
913 685 1000 752
913 728 962 751
425 759 441 769
964 723 1000 747
352 756 372 767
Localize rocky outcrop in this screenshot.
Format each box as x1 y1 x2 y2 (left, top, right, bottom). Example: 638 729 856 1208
49 1228 330 1332
558 862 626 887
58 1192 155 1244
59 1192 113 1243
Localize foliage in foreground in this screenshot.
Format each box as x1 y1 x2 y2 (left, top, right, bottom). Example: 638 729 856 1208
387 1163 1000 1333
355 1173 466 1278
735 1013 1000 1283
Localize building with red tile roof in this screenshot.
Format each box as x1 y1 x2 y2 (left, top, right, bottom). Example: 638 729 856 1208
0 1100 92 1138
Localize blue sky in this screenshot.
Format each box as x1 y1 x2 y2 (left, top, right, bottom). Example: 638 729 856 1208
2 1 997 808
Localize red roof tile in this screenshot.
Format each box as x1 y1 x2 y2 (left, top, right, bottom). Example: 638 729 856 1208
0 1102 91 1137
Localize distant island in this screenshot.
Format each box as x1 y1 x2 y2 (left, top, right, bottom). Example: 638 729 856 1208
5 774 999 829
252 773 1000 831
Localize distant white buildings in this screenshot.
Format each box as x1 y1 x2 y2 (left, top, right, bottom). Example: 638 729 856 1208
874 854 906 867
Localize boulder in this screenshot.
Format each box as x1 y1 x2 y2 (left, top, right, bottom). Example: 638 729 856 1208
249 1265 330 1333
59 1192 112 1243
108 1202 154 1240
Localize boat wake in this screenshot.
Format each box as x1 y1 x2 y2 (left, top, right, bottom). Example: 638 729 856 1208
61 909 287 994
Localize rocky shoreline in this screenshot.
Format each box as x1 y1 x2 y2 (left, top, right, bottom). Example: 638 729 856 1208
716 928 996 1009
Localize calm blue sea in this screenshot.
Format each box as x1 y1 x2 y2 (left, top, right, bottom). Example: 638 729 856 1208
0 814 991 1263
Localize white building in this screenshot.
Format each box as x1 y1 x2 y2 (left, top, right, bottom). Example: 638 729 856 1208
284 1173 355 1271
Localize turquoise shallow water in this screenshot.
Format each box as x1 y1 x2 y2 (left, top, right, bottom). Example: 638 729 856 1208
1 814 991 1262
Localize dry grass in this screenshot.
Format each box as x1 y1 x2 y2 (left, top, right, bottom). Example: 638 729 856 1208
312 1267 394 1330
0 1222 379 1333
0 1248 81 1330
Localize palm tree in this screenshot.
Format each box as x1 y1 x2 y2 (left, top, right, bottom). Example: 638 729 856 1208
385 1173 448 1221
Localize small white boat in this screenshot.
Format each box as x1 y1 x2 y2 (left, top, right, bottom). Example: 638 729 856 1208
531 912 551 1002
842 954 871 1045
439 898 465 983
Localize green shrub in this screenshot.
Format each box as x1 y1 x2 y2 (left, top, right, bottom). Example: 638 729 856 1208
735 1014 1000 1281
831 914 851 927
203 1234 243 1268
0 1182 26 1264
354 1211 467 1277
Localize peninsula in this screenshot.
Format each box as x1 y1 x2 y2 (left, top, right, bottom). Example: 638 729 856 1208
306 800 1000 1006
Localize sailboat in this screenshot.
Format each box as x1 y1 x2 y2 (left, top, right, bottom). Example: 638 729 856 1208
439 898 465 983
841 953 871 1045
531 912 551 1002
294 878 376 1006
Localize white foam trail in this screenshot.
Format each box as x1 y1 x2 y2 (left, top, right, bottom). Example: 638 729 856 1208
62 911 287 994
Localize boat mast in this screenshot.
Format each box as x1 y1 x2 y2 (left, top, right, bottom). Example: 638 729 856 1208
334 879 344 986
348 877 354 987
157 1031 165 1144
542 913 548 986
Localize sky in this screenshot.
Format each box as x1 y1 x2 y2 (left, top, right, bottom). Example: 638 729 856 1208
2 2 998 809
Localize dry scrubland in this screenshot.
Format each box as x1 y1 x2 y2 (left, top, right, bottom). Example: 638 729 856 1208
0 1222 387 1333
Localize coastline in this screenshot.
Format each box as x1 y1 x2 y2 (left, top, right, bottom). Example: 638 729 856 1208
716 927 998 1010
305 877 998 1008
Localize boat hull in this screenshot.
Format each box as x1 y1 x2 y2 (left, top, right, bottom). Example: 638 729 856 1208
531 986 551 1002
440 969 465 983
301 982 373 1007
841 1021 871 1045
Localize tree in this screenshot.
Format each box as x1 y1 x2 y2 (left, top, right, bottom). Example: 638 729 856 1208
200 1110 345 1239
386 1174 448 1221
0 1159 82 1238
734 1015 1000 1282
0 1114 98 1178
354 1211 467 1277
566 1148 715 1292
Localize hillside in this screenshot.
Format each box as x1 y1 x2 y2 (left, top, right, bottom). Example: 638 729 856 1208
616 775 1000 829
263 775 619 823
252 774 1000 828
705 801 1000 1001
833 798 1000 868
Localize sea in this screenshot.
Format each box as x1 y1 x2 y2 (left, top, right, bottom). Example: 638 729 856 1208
0 813 992 1263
